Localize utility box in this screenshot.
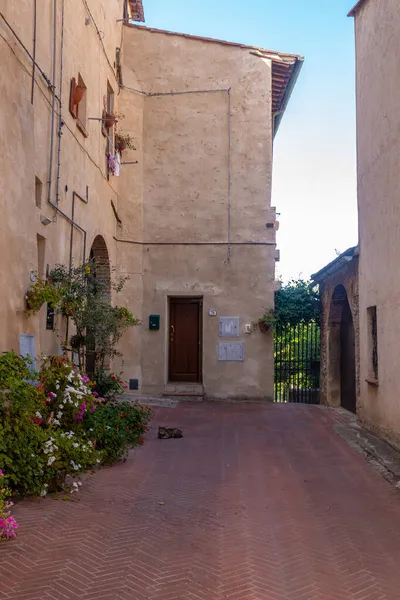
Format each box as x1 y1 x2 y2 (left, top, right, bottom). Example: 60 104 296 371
149 314 160 330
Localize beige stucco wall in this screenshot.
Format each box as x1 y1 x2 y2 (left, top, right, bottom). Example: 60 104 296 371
118 27 277 399
0 0 126 359
1 11 283 400
353 0 400 445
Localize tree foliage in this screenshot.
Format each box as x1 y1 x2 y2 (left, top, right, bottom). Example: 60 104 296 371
274 279 320 327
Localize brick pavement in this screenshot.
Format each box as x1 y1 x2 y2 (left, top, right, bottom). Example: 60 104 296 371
1 403 400 599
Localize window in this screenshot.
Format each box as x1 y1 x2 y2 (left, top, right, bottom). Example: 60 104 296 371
367 306 378 382
76 74 88 135
37 234 46 279
69 74 88 136
35 176 42 208
104 82 115 178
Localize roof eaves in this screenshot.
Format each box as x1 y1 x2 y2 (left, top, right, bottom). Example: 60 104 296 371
124 24 303 63
348 0 369 17
311 246 359 282
128 0 145 23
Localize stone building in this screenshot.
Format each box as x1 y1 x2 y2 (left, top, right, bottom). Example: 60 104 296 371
346 0 400 445
0 1 303 401
312 247 359 414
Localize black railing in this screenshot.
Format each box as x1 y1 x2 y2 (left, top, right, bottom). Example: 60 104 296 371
274 321 321 404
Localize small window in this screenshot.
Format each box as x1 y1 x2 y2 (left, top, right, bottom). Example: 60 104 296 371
69 74 88 136
35 176 42 208
37 234 46 279
104 82 115 178
367 306 378 382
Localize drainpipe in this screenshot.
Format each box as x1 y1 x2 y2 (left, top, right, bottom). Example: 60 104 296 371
55 0 65 206
31 0 37 104
46 0 57 209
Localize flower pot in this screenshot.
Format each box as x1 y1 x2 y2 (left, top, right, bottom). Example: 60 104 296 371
103 112 117 130
115 137 127 152
259 321 271 333
73 85 86 105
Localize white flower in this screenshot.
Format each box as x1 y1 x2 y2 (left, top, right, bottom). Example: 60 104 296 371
56 384 60 390
53 419 60 426
89 428 94 432
96 459 100 463
43 448 49 455
72 443 79 448
57 411 63 419
74 465 79 471
77 482 82 487
53 445 58 451
88 440 93 447
31 453 35 457
35 411 42 419
40 489 48 497
106 426 111 430
47 456 56 466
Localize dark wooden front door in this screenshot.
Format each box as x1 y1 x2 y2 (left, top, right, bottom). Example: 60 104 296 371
169 297 202 383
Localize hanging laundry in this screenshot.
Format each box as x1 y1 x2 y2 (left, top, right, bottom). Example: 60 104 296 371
115 151 121 177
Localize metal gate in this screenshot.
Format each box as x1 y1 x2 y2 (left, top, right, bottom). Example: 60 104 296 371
274 321 320 404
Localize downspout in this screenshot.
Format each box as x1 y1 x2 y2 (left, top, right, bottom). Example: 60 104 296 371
31 0 37 104
46 0 57 209
55 0 65 206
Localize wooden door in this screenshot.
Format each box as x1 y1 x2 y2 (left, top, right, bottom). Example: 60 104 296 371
169 298 202 383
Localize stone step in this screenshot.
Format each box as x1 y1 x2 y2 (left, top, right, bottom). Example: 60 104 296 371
164 383 204 395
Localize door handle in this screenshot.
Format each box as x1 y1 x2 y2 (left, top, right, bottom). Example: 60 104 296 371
170 324 175 343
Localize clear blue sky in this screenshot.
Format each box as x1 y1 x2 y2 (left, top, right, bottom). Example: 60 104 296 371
143 0 358 282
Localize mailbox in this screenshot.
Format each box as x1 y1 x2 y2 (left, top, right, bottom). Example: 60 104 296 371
149 314 160 330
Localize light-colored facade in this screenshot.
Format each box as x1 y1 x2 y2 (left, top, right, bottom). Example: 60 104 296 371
0 1 302 401
349 0 400 444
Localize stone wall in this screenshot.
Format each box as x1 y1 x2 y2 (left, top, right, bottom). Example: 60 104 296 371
319 257 359 409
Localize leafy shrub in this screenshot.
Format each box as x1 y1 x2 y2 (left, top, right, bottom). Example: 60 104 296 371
0 352 151 500
93 370 127 402
84 401 151 462
0 470 18 541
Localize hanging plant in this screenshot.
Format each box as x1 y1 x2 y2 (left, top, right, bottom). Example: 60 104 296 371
107 153 116 176
103 110 117 131
25 278 62 315
115 132 136 153
258 309 276 333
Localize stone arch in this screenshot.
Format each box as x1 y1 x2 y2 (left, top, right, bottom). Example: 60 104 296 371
327 285 356 412
86 235 111 375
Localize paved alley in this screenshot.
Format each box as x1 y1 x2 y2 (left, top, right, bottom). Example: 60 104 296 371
1 403 400 599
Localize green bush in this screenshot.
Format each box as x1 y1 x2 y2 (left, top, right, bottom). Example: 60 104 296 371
93 370 127 402
0 352 151 499
84 401 151 462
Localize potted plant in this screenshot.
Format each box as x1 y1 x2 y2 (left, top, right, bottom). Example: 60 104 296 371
25 278 61 314
103 110 117 131
115 132 136 153
258 309 276 333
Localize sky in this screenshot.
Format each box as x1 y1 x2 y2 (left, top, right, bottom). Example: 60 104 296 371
143 0 358 282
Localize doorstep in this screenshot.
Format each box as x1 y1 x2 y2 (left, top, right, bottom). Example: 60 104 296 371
163 383 205 402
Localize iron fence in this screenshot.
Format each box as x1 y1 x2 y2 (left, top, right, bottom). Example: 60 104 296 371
274 321 321 404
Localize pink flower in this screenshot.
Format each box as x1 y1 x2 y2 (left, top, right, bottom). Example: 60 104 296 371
0 470 3 477
82 376 89 383
93 391 99 397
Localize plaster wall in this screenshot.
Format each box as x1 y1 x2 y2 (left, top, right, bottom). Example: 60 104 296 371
0 0 126 358
120 27 277 399
354 0 400 445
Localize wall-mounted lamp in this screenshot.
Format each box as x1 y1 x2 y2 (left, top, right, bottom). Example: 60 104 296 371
40 216 53 226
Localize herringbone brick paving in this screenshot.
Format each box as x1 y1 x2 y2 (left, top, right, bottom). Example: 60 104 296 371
1 403 400 599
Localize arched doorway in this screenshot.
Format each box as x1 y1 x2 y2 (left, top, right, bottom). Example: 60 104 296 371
86 235 111 376
328 285 356 413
